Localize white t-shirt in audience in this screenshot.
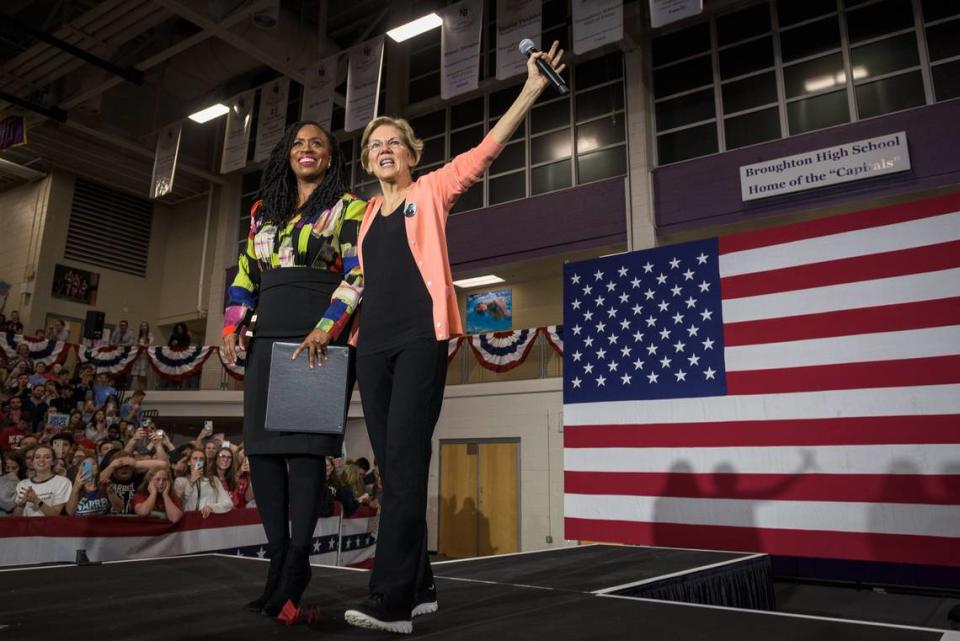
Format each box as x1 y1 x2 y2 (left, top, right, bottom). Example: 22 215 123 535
15 475 72 517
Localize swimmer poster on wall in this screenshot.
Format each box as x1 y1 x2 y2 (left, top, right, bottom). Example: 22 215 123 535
466 289 513 334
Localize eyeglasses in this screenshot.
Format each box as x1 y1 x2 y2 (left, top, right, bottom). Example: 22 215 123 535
217 453 232 460
368 138 404 153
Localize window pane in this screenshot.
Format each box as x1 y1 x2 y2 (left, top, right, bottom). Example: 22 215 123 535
451 181 483 214
576 82 625 121
780 16 841 63
652 22 710 66
717 4 771 46
577 115 626 154
723 71 778 113
575 51 624 90
784 53 845 98
578 146 627 184
656 88 715 130
851 33 920 80
451 125 484 157
542 0 568 28
409 110 445 139
452 98 484 129
922 0 960 22
856 71 925 118
410 44 440 78
419 139 445 166
242 171 261 193
489 171 525 204
787 89 850 134
532 159 572 195
933 59 960 101
725 107 781 149
409 73 440 103
490 141 525 174
531 129 572 164
339 139 353 162
657 123 718 164
531 100 570 134
542 24 570 53
926 19 960 61
846 0 915 43
654 55 712 98
777 0 837 27
489 116 525 142
719 37 774 79
490 83 523 117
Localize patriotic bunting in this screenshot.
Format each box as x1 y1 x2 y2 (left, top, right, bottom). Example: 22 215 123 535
447 336 463 363
1 332 70 366
75 344 140 375
217 346 247 381
469 328 540 373
543 324 563 356
147 346 214 382
3 326 562 382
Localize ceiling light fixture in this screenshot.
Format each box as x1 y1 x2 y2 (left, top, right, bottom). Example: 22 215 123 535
453 275 505 288
387 13 443 42
188 103 229 123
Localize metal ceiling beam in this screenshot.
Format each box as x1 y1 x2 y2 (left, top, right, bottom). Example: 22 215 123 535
0 157 46 180
152 0 308 84
0 89 67 122
0 14 145 85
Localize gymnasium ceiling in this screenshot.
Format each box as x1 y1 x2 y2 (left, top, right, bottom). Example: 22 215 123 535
0 0 401 202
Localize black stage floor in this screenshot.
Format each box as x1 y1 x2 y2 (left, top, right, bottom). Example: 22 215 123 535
1 552 953 641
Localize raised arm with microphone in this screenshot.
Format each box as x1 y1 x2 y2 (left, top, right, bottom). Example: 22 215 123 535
519 38 569 95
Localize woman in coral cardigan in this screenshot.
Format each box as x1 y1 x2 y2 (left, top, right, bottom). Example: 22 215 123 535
344 41 565 635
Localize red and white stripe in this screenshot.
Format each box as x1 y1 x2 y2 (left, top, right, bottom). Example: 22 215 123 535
564 193 960 566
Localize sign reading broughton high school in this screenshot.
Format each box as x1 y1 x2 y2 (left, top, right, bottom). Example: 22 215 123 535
739 132 911 202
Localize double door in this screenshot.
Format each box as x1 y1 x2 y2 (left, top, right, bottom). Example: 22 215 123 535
438 439 519 558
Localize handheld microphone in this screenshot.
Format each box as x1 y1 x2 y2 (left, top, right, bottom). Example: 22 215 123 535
518 39 568 95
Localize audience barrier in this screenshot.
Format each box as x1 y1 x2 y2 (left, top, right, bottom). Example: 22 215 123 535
0 506 377 568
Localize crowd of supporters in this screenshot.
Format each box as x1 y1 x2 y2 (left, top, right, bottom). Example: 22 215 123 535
0 318 381 523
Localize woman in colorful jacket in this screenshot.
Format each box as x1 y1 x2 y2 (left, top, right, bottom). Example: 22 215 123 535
221 119 365 617
343 41 566 634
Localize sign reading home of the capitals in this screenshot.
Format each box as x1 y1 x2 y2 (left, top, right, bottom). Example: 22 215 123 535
739 132 911 202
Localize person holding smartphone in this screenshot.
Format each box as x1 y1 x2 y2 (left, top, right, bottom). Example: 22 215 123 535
172 450 233 518
65 456 120 516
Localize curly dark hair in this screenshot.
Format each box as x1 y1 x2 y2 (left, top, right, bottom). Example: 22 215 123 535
257 120 348 227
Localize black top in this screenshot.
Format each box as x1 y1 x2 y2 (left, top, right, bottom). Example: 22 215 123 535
359 203 434 355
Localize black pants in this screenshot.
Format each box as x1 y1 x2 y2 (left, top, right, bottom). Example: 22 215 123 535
357 338 448 613
248 454 326 548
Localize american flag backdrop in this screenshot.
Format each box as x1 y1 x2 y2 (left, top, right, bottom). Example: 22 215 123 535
562 193 960 567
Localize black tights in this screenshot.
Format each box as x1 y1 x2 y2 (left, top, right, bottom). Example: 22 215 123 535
248 454 326 548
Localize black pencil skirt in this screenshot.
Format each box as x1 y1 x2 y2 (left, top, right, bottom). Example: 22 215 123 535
243 267 356 457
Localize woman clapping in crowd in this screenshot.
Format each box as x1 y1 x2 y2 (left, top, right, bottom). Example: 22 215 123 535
13 445 71 516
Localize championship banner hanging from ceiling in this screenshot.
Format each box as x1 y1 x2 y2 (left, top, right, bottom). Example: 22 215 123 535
220 89 255 174
254 77 291 163
150 123 181 199
572 0 623 54
496 0 542 80
301 54 339 129
345 36 385 132
440 0 484 100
